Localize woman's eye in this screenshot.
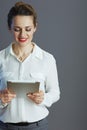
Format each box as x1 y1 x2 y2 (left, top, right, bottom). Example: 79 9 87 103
13 27 32 32
26 28 31 32
13 28 21 32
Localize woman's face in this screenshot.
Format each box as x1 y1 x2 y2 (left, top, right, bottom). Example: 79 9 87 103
11 15 36 47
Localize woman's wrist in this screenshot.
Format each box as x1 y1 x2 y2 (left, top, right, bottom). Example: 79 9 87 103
0 99 8 108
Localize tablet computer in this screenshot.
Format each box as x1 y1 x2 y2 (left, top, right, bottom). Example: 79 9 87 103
7 80 40 97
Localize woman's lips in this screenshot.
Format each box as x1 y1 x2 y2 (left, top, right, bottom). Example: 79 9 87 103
18 38 28 42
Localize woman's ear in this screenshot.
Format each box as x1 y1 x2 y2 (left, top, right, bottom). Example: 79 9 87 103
34 23 38 32
8 27 12 32
9 29 12 33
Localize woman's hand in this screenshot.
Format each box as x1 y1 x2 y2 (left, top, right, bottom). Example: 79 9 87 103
27 90 44 104
0 88 16 104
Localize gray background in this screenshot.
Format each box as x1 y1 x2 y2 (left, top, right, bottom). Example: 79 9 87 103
0 0 87 130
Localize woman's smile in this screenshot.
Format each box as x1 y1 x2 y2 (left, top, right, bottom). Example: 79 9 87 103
18 38 28 43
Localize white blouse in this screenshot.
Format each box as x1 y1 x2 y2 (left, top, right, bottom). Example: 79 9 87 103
0 43 60 123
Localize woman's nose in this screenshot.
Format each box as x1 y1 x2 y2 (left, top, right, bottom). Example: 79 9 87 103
20 29 26 37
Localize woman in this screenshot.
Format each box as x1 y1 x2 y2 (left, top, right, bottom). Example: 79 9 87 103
0 1 60 130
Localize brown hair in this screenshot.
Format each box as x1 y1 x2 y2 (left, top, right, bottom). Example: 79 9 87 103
7 1 37 29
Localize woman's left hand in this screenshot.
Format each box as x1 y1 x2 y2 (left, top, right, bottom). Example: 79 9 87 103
27 90 44 104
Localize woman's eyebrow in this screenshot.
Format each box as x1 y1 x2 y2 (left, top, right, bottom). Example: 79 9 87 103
13 26 32 28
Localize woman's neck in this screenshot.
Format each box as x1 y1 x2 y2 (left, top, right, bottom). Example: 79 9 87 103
13 42 34 55
12 42 34 61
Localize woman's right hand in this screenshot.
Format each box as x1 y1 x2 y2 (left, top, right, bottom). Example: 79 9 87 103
0 88 16 104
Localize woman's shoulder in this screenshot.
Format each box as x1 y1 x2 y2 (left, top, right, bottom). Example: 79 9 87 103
0 49 6 65
43 49 54 59
0 45 10 59
37 45 56 63
0 48 6 57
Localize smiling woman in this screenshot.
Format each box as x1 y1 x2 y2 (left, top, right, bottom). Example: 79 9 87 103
0 1 60 130
11 15 36 47
11 15 36 61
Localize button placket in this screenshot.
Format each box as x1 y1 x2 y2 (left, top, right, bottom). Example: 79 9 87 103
18 62 24 80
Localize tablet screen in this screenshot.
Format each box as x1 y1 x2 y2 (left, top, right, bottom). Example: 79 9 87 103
7 81 40 97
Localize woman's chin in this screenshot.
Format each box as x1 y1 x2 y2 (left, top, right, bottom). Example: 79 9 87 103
16 41 30 47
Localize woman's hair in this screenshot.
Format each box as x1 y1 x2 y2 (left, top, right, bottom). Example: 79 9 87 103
7 1 37 29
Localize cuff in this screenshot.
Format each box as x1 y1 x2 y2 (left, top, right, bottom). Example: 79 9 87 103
0 100 8 108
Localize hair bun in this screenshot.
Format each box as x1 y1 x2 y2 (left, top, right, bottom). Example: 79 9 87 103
15 1 25 7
